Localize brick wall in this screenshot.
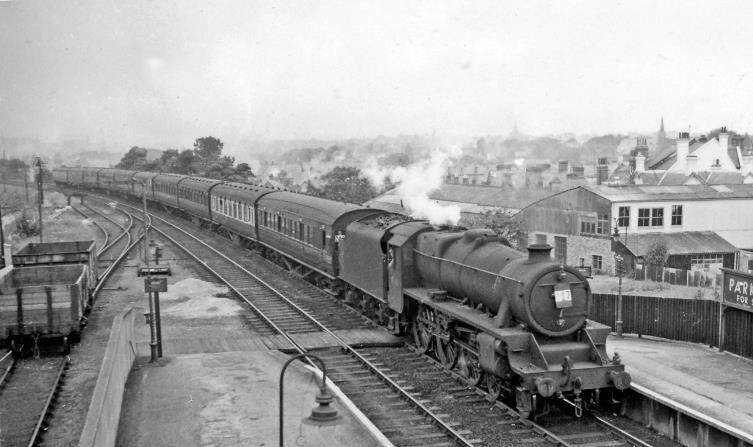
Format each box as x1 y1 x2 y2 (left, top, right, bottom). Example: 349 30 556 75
528 232 614 272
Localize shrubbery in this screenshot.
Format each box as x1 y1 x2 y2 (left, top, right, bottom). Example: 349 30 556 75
15 209 39 238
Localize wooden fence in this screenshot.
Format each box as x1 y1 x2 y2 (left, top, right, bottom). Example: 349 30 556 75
591 293 753 360
633 265 722 288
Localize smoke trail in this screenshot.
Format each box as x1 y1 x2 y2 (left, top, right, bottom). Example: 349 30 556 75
375 147 461 226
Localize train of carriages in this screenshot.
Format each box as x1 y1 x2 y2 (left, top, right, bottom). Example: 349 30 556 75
53 166 630 417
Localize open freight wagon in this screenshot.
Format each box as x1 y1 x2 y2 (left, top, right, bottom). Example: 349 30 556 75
0 264 89 356
12 240 97 304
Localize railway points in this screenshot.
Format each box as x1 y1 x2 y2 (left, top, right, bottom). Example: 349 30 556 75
608 335 753 447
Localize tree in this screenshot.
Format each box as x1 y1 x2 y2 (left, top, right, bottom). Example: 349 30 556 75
159 149 180 172
116 146 149 170
308 166 376 204
235 162 253 176
176 149 198 174
645 239 669 267
460 210 526 249
193 136 224 168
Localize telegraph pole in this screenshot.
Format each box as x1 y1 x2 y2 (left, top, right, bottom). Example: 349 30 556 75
0 205 5 270
35 157 44 243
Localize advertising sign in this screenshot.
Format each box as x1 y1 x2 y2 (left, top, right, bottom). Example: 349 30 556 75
722 268 753 313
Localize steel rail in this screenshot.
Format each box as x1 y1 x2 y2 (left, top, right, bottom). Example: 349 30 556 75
70 206 110 256
82 203 132 258
91 209 139 299
27 357 69 447
112 199 478 447
0 350 15 388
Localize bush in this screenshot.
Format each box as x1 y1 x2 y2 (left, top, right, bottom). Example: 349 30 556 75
15 209 39 238
645 239 669 267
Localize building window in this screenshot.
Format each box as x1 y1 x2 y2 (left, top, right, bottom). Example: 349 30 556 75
535 234 547 244
554 236 566 263
638 208 663 227
618 206 630 227
596 214 609 235
651 208 664 227
591 255 602 271
638 208 649 227
580 218 596 235
690 254 724 272
671 205 683 226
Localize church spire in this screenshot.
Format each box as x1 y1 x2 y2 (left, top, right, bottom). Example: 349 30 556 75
656 117 666 153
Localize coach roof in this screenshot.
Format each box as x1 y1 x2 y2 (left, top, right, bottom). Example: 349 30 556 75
258 191 366 225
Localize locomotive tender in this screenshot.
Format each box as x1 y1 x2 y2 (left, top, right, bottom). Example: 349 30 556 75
53 166 630 417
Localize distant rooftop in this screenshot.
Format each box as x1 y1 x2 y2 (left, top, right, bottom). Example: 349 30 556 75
585 183 753 202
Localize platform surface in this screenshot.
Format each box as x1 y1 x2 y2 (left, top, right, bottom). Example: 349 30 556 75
607 334 753 438
116 350 392 447
134 328 403 356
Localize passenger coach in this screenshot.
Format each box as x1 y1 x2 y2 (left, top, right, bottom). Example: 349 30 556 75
256 191 383 278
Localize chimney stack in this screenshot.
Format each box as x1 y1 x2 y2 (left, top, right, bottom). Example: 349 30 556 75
675 131 690 172
719 126 729 162
686 154 698 173
635 154 645 172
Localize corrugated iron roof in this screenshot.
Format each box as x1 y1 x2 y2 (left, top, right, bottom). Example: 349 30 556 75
585 183 753 202
428 184 551 209
619 231 736 257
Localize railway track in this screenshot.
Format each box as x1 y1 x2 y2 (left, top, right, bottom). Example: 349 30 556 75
100 199 476 447
0 355 69 447
0 199 140 447
85 193 675 447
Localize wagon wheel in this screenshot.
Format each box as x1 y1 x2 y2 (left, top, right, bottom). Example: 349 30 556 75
486 375 503 401
458 349 483 387
412 306 433 354
440 339 458 370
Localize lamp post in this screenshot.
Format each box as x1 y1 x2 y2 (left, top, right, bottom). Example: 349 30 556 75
141 181 158 362
613 222 626 337
279 353 341 447
35 157 44 243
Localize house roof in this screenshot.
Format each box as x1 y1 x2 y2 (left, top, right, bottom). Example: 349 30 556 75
647 135 742 170
584 183 753 202
618 231 736 257
366 184 552 214
428 184 549 208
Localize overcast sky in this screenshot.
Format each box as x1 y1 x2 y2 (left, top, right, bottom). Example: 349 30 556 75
2 0 753 147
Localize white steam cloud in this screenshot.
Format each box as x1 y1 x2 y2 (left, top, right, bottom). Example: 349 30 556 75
364 147 461 226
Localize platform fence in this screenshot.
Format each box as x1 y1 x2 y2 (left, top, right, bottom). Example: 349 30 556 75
633 265 722 288
590 294 753 360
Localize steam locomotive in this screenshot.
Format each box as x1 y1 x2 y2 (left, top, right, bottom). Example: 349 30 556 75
53 166 630 418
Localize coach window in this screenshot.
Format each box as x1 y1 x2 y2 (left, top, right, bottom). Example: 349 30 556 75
321 230 327 249
298 222 304 240
276 215 282 232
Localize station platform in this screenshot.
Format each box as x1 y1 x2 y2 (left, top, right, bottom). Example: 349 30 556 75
116 349 394 446
607 334 753 445
134 328 403 356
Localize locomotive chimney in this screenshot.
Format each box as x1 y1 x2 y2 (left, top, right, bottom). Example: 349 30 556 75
527 244 552 263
